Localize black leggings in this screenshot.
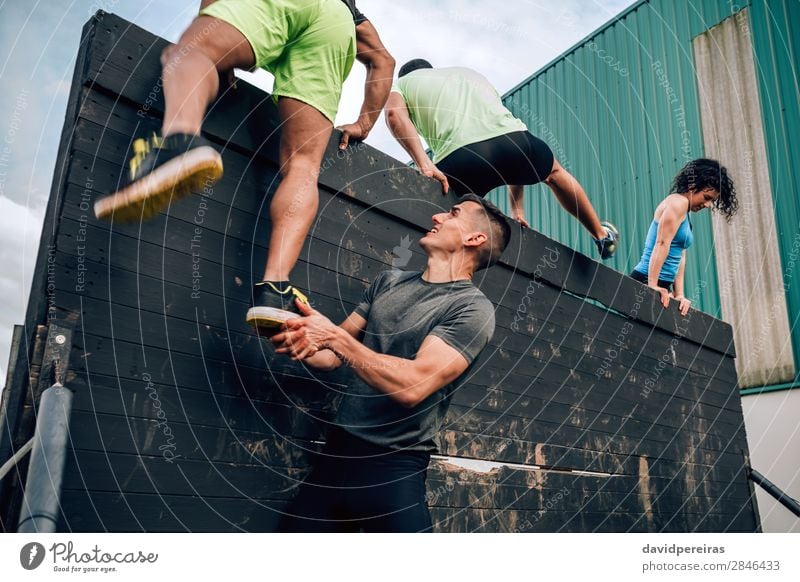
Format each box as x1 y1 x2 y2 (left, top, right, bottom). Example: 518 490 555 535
630 269 673 292
437 130 555 196
279 428 432 533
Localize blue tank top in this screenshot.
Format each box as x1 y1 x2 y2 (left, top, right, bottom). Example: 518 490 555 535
633 216 693 282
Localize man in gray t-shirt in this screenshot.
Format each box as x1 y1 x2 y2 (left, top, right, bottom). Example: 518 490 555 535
272 194 510 532
337 268 494 451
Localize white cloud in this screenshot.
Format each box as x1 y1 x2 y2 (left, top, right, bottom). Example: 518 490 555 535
0 196 44 389
45 79 72 98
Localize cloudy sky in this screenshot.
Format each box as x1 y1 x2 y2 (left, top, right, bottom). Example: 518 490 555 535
0 0 636 388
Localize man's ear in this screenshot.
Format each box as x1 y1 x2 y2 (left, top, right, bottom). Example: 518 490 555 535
463 231 488 248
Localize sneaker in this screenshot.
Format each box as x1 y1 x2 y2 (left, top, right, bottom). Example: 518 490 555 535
94 133 223 222
594 221 619 260
246 281 310 336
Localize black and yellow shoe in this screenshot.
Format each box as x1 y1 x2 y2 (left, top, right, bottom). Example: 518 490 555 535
94 133 223 222
246 281 310 336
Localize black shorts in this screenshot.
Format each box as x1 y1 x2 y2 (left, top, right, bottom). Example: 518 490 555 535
630 269 674 292
437 130 555 196
278 427 432 533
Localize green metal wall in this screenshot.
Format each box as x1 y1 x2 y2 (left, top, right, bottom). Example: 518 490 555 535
749 0 800 376
496 0 759 317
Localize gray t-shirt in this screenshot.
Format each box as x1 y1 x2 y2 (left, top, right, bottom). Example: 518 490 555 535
335 270 495 451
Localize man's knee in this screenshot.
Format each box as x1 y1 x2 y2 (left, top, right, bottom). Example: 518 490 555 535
160 44 177 68
280 157 321 182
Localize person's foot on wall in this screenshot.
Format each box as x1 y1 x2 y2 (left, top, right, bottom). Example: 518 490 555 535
246 281 310 336
94 133 222 222
594 221 619 260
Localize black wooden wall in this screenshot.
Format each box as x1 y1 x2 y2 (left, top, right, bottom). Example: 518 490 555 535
0 11 759 532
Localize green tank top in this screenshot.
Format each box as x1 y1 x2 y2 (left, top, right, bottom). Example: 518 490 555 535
392 67 527 163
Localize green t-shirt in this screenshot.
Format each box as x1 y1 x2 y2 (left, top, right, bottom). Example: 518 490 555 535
392 66 527 164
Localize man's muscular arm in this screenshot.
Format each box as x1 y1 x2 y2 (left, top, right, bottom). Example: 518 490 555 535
337 20 395 148
273 302 468 408
385 92 449 193
271 310 366 372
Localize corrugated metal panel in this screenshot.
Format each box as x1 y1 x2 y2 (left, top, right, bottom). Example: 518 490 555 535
749 0 800 374
497 0 747 316
694 8 795 387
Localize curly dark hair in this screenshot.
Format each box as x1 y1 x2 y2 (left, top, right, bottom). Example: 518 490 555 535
671 158 738 221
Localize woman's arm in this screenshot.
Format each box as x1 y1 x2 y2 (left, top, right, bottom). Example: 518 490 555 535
646 197 685 308
672 251 691 315
673 250 686 298
647 206 680 287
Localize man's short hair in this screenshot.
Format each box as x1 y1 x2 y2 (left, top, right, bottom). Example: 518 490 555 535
398 59 433 78
457 194 511 270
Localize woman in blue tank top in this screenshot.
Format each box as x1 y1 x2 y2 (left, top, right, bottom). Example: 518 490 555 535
631 158 738 315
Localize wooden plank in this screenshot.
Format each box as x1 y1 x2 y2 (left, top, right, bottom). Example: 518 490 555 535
71 372 336 416
486 266 738 383
439 426 748 480
66 334 336 435
68 410 323 467
51 223 367 322
468 344 742 413
427 459 752 502
445 400 734 457
428 463 751 505
59 490 287 532
429 505 756 533
59 494 751 532
451 380 744 440
61 449 307 499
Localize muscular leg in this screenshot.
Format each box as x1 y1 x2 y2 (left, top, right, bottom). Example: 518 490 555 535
262 98 333 282
161 16 255 137
544 159 606 239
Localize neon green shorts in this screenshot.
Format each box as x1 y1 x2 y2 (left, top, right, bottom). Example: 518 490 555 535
200 0 356 123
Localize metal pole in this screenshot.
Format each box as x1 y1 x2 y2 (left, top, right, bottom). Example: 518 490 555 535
749 467 800 519
17 383 73 533
0 438 33 481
